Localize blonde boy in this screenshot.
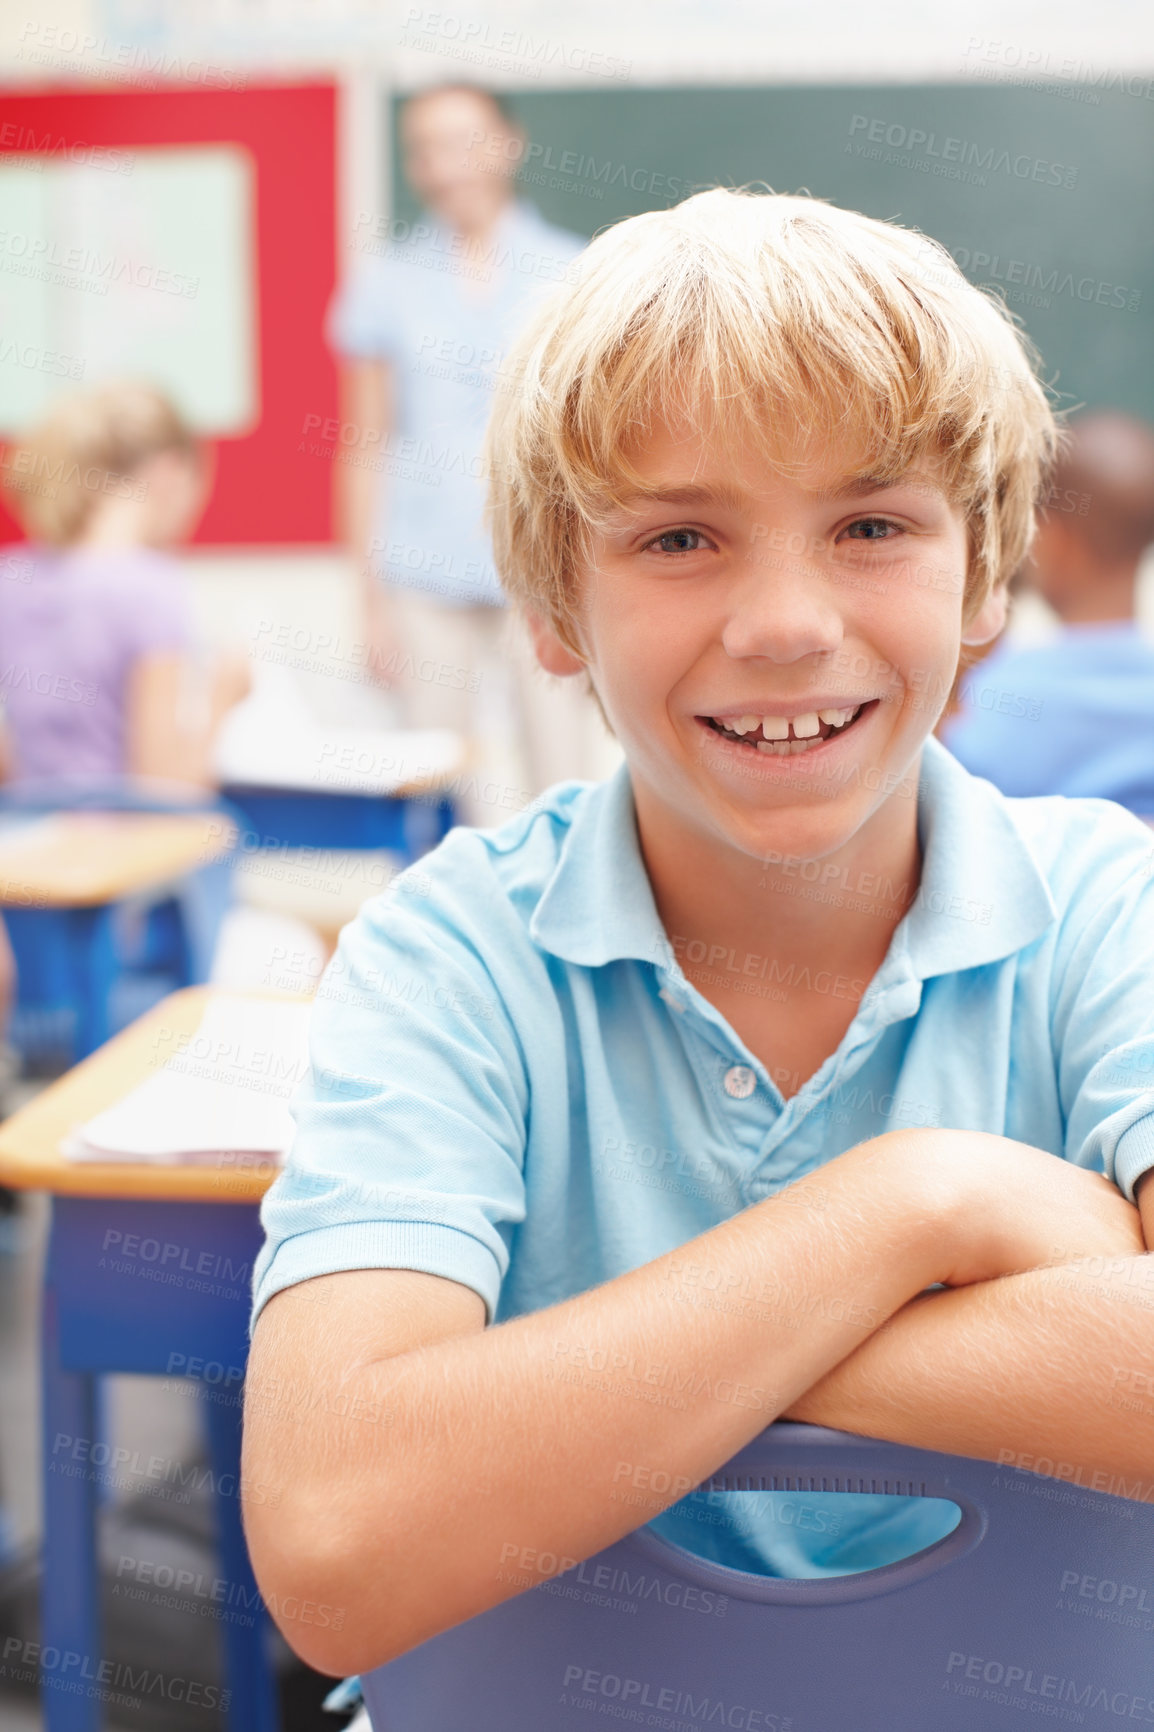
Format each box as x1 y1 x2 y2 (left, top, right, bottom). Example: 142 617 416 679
243 191 1154 1673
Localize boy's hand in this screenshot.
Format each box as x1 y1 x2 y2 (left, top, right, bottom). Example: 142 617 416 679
884 1129 1146 1287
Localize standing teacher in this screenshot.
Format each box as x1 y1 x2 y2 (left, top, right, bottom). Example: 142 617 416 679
328 83 619 821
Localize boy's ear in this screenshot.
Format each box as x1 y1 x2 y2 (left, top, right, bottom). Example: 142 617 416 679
960 581 1009 648
526 609 587 678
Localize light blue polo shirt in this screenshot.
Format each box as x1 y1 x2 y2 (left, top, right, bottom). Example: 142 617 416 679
252 735 1154 1577
327 200 585 607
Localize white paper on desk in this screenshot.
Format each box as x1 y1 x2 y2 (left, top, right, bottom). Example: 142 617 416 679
0 814 71 855
213 687 461 795
62 996 315 1164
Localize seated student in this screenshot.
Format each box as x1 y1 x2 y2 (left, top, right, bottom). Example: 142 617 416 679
0 381 249 789
242 190 1154 1676
942 410 1154 817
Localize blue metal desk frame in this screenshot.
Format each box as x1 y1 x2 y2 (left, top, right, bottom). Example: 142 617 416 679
5 903 124 1063
222 785 454 855
40 1194 277 1732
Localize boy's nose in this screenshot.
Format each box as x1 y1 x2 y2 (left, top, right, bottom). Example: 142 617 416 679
721 548 846 664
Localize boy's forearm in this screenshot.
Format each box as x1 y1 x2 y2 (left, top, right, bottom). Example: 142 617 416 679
784 1253 1154 1493
244 1134 955 1674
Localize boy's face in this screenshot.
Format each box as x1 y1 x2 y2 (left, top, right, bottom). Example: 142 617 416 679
532 411 1004 867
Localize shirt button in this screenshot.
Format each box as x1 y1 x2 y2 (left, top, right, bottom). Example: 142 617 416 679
723 1065 757 1099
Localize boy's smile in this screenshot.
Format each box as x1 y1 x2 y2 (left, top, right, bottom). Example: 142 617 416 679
700 699 872 754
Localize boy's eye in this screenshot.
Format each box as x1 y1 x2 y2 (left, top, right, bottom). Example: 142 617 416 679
842 517 901 542
646 527 707 554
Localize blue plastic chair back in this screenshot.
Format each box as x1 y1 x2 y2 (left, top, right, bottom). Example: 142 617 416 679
362 1422 1154 1732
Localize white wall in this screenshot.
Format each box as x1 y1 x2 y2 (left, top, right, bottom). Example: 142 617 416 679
2 0 1151 86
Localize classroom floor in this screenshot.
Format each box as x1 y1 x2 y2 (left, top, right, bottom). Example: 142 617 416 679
0 1088 50 1565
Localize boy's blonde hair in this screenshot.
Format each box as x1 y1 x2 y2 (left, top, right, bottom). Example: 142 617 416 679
485 188 1060 657
3 380 197 545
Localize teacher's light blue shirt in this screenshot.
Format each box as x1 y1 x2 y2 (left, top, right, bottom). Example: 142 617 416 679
252 736 1154 1577
327 200 585 607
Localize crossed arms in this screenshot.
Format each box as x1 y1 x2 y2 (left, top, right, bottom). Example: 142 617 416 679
782 1164 1154 1475
243 1130 1154 1675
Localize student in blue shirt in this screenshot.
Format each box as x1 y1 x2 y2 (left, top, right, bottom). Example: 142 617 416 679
244 189 1154 1676
943 410 1154 818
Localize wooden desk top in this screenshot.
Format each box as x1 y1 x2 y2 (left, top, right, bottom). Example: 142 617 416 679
0 986 299 1203
0 812 237 908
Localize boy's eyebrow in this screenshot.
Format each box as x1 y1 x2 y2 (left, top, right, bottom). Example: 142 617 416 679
830 476 893 498
827 472 944 500
610 482 752 514
610 474 945 514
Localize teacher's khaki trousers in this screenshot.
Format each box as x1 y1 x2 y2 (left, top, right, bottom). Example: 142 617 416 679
387 589 623 827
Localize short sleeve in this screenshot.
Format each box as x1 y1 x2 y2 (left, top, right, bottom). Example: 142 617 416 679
1050 805 1154 1200
325 255 405 362
250 860 531 1329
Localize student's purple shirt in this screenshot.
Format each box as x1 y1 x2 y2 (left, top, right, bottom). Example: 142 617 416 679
0 542 194 779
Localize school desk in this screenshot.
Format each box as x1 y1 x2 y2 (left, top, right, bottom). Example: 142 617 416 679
220 727 463 854
0 812 237 1061
0 984 283 1732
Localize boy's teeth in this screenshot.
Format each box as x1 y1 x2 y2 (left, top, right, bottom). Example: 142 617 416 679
711 701 864 746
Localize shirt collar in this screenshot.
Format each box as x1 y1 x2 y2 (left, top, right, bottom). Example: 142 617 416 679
900 733 1056 978
529 735 1056 981
529 761 665 969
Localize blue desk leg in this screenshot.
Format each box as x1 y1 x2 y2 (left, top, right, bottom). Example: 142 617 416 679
5 904 117 1067
202 1387 280 1732
67 905 117 1062
40 1286 101 1732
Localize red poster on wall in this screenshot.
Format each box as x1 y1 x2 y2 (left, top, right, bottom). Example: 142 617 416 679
0 80 338 545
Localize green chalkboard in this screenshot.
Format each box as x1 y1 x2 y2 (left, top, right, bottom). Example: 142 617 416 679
391 83 1154 419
